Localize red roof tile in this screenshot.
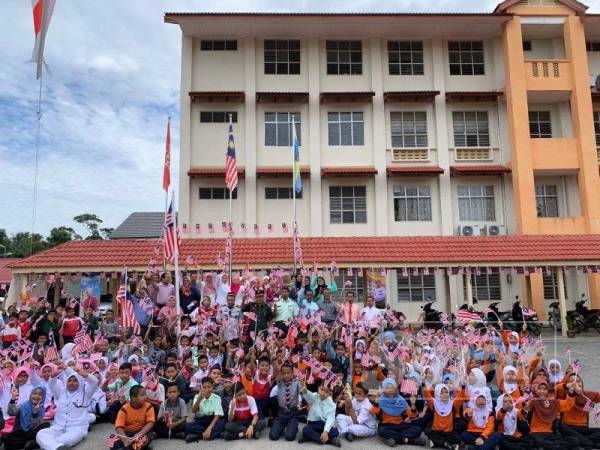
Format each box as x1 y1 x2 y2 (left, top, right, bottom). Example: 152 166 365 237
188 167 246 177
0 259 20 284
387 166 444 176
8 235 600 271
256 166 310 176
321 166 378 177
451 165 511 176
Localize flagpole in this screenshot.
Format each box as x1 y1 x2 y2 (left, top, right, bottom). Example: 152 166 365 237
292 120 297 274
29 56 44 257
172 189 181 334
162 116 171 272
228 115 234 283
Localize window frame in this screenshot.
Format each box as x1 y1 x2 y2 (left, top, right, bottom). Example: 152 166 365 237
264 187 302 199
326 40 363 75
535 184 559 218
333 272 365 301
200 40 237 51
463 268 501 301
200 111 238 123
393 185 433 222
264 112 301 147
199 187 238 200
390 111 428 148
387 41 424 76
593 111 600 148
264 39 301 75
327 112 365 146
543 268 568 300
452 111 490 148
397 272 436 302
529 111 553 138
448 41 485 76
457 185 496 222
329 186 367 224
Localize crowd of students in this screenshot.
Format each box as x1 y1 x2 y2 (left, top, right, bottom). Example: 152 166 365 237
0 269 599 450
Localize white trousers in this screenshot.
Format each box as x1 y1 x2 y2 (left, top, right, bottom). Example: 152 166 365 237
36 424 88 450
335 414 377 437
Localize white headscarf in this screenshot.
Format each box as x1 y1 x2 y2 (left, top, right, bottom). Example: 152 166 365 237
467 368 487 396
468 387 492 429
502 365 519 394
548 359 563 384
495 394 518 436
61 342 75 361
433 384 453 417
508 332 520 354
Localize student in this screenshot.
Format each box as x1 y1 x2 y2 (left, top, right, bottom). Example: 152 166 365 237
160 363 186 396
58 308 82 346
1 313 21 348
155 384 187 439
185 377 225 442
252 356 273 419
36 366 99 450
422 383 464 450
558 373 600 450
495 393 536 450
462 388 502 450
373 378 426 447
104 363 139 422
269 362 301 441
111 385 156 450
298 379 341 447
335 382 377 442
4 386 48 450
223 382 265 440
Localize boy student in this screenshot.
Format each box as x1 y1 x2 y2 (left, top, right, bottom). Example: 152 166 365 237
223 382 265 440
269 362 302 442
104 363 139 422
298 376 341 447
111 385 155 450
59 307 82 346
155 383 187 440
0 312 21 347
185 377 225 442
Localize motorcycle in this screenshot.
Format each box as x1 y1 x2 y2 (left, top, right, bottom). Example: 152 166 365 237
572 294 600 334
420 300 447 331
511 296 541 336
485 302 513 330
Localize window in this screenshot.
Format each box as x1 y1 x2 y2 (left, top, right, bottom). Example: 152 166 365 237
200 40 237 51
264 39 300 75
265 187 302 199
393 186 432 221
458 185 496 221
523 41 532 52
586 42 600 52
200 111 238 123
535 185 559 217
333 272 365 301
328 112 364 146
543 268 567 300
463 268 501 301
387 41 424 75
452 111 490 147
529 111 552 138
199 188 237 199
594 111 600 147
448 41 485 75
397 273 436 302
391 112 428 148
329 186 367 224
265 112 301 146
326 40 362 75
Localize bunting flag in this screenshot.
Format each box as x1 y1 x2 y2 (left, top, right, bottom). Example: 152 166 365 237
253 224 259 235
74 324 93 354
267 224 273 233
241 223 247 233
30 0 56 79
195 224 200 234
208 223 214 234
162 117 171 191
282 222 289 233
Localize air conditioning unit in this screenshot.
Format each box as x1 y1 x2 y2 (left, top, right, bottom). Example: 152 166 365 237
458 224 482 236
486 224 507 236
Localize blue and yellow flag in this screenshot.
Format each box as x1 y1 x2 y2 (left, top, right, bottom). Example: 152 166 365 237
292 124 302 193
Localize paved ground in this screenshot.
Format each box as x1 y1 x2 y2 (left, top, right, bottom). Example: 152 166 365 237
76 335 600 450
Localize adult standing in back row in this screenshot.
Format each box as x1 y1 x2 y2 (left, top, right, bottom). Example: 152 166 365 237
156 272 175 307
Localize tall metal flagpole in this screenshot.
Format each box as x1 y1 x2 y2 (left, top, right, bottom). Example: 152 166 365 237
171 189 181 334
228 114 234 282
292 120 297 273
162 117 171 272
29 53 44 257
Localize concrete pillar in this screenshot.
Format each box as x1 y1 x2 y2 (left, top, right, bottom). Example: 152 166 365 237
179 36 193 231
307 37 322 236
244 37 257 229
370 37 388 236
529 273 546 319
557 267 568 337
431 39 454 236
466 270 473 306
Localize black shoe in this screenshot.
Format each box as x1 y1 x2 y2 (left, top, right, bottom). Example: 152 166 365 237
329 437 341 447
253 428 261 439
383 437 396 447
24 442 40 450
185 434 200 443
298 435 308 443
174 432 186 440
267 418 274 428
346 432 355 442
412 435 427 447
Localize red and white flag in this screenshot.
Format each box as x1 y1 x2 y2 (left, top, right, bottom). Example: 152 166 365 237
163 117 171 191
400 379 418 396
225 121 238 191
163 197 181 262
455 309 483 324
116 267 140 335
30 0 56 79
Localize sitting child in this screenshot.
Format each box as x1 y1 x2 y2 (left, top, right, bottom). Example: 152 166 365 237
185 377 225 442
298 378 341 447
335 382 377 442
111 385 155 450
223 382 265 440
462 388 502 450
4 386 47 450
155 384 187 440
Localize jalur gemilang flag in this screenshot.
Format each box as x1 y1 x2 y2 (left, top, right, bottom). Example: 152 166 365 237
225 119 238 191
163 117 171 192
30 0 56 79
163 196 181 262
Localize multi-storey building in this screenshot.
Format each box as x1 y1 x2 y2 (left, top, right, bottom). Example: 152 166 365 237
166 0 600 318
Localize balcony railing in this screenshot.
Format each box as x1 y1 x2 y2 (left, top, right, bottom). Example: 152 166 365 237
391 148 430 162
454 147 492 161
525 60 572 91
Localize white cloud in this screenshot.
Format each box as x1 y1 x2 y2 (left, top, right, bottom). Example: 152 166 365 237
1 0 599 235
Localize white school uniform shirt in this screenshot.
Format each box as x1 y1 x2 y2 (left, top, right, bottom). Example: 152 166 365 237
50 368 99 429
351 397 378 429
215 275 230 306
360 306 383 326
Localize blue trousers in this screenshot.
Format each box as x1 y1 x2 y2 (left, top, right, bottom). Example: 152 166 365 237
269 409 299 441
461 431 503 450
302 420 339 444
378 423 423 443
185 416 225 440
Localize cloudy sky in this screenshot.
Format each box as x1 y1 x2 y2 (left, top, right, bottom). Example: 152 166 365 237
1 0 599 237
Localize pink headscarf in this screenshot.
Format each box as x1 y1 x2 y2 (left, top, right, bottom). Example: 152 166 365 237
159 295 178 322
202 272 216 296
12 366 31 384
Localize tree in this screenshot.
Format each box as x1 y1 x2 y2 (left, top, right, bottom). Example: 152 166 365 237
100 227 113 239
10 232 48 258
73 213 104 240
0 229 11 256
46 226 81 247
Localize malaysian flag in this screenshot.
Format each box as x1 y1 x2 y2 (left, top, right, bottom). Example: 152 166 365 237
225 121 238 191
282 222 289 233
163 197 181 262
116 267 140 335
46 330 59 362
455 309 483 324
74 323 93 354
400 379 418 396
